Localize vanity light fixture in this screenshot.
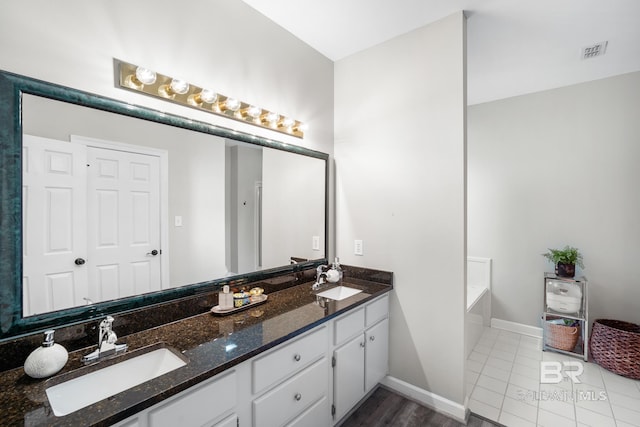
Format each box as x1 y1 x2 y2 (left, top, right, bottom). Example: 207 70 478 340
115 59 305 138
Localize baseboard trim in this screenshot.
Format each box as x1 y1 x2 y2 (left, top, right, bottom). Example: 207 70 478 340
491 317 543 338
380 376 468 423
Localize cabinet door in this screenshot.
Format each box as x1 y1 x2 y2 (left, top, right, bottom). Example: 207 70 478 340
333 334 365 422
365 318 389 392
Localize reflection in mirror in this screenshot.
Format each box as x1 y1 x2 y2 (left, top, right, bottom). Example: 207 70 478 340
21 94 325 317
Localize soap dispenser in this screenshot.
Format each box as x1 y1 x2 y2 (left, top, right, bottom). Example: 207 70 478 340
24 329 68 379
326 257 343 283
218 285 234 310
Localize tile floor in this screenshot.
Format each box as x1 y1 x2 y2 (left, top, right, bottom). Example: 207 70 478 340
467 327 640 427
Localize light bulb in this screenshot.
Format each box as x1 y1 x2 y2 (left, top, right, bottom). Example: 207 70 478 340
124 66 157 90
169 79 189 95
135 67 157 85
294 122 308 133
158 78 189 99
188 89 218 106
246 105 262 119
199 89 217 103
281 117 295 128
222 98 241 112
264 112 280 126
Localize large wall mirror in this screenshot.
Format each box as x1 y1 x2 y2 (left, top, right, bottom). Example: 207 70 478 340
0 70 328 340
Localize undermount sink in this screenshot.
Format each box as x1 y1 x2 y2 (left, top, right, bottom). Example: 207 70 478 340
46 346 187 416
316 286 363 301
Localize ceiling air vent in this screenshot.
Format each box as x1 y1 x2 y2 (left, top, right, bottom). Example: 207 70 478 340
581 41 608 59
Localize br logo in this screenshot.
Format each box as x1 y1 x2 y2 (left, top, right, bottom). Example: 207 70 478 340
540 361 584 384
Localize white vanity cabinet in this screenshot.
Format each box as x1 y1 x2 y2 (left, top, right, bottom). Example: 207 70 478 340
332 294 389 423
110 370 237 427
110 293 390 427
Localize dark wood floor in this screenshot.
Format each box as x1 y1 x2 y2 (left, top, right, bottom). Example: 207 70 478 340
340 386 503 427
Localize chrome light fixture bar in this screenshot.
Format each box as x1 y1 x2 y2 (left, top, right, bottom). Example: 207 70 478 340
115 59 305 138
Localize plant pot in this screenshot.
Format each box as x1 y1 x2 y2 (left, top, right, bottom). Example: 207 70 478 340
556 262 575 278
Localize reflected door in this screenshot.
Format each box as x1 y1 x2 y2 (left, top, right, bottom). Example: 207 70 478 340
22 135 88 315
22 136 163 316
87 147 162 301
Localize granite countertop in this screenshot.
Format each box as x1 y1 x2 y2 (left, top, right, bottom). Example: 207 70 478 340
0 278 392 426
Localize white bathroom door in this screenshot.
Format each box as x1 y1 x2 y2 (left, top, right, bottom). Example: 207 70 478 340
22 135 89 316
86 146 162 301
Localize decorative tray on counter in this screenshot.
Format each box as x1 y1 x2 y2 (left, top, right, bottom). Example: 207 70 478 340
210 294 268 316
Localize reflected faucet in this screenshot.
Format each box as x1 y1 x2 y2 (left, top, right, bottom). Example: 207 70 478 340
312 265 329 290
81 316 128 363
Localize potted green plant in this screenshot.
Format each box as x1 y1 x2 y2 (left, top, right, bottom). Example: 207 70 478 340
542 245 584 278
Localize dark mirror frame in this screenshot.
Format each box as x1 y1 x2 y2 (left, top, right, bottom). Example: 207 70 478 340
0 70 329 341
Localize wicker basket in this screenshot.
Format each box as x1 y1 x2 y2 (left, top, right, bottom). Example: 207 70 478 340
590 319 640 380
544 319 580 351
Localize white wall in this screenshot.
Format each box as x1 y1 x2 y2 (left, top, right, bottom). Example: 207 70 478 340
262 149 326 266
0 1 333 153
0 0 335 254
468 71 640 329
335 12 467 405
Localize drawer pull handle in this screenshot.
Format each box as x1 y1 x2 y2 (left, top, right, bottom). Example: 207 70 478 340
293 353 301 362
294 393 302 401
370 335 375 342
360 342 365 348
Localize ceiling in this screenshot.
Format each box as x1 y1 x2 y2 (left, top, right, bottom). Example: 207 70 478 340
241 0 640 105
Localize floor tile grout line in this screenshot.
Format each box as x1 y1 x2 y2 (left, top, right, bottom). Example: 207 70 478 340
495 331 526 424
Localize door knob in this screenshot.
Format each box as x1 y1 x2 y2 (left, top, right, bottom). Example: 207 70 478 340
74 258 86 266
147 250 159 256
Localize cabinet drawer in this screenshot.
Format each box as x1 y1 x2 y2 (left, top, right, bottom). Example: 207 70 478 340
148 370 236 427
334 307 365 346
285 396 329 427
365 294 389 327
213 414 237 427
253 326 327 394
253 358 328 427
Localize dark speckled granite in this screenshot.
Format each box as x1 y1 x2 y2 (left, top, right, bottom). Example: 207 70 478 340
0 266 392 426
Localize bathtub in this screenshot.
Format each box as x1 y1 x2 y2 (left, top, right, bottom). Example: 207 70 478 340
465 257 492 359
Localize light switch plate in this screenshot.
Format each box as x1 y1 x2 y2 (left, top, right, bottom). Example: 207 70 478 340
354 239 363 256
312 235 320 251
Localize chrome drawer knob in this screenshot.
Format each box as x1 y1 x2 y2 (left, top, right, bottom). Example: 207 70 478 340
293 353 301 362
294 393 302 401
370 336 375 341
360 342 365 348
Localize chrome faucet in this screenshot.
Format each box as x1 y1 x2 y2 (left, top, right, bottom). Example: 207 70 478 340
81 316 128 363
312 265 329 290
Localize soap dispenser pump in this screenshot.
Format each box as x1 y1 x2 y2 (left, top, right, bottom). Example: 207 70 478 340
24 329 69 379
